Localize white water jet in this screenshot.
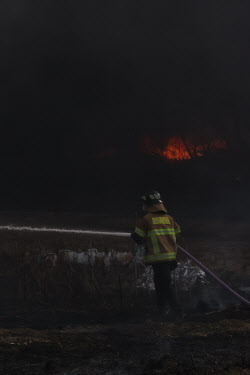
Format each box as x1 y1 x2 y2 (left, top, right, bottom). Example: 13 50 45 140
0 225 131 237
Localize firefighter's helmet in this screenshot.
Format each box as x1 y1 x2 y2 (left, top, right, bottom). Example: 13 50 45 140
140 191 162 205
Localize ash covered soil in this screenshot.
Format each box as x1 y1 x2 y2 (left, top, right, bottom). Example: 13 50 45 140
0 307 249 375
0 211 249 374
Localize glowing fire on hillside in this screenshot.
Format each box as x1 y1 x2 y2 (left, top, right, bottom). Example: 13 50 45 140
144 137 227 160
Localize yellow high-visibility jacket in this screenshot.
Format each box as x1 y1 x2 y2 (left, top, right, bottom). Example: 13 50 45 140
131 203 181 263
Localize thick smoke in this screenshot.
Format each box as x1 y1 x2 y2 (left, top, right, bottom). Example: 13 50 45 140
1 0 250 210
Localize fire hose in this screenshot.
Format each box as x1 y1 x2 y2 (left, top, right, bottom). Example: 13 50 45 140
0 225 249 306
177 244 250 307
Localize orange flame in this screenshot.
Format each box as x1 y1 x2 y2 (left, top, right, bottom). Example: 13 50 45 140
144 137 227 160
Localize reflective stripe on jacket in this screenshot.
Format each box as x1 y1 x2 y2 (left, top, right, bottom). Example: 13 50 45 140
132 203 181 263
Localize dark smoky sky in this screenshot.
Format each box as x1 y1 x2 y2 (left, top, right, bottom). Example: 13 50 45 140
1 0 250 209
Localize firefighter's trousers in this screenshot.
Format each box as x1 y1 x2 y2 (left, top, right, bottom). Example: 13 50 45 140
152 261 179 311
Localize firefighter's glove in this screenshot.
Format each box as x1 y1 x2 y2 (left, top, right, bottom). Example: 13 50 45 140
131 232 144 245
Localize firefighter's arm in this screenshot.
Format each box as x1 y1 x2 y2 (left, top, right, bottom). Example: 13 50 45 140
131 217 147 245
174 220 181 237
173 220 186 247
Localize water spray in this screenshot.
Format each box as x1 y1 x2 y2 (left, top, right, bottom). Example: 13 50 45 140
0 225 129 237
0 225 249 307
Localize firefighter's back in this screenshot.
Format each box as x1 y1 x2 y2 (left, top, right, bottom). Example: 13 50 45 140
143 209 180 263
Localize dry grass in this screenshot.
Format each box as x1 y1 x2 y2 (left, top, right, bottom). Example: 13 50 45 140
0 231 152 313
0 225 249 315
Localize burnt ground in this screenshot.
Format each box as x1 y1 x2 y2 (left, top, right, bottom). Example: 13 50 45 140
0 307 249 375
0 212 249 374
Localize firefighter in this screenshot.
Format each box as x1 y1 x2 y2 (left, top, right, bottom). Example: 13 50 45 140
131 191 181 317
